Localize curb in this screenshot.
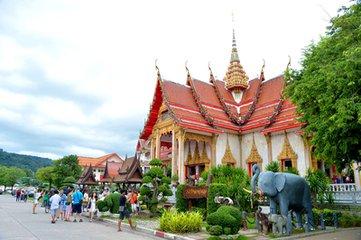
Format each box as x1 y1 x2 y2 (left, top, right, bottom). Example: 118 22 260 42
83 213 195 240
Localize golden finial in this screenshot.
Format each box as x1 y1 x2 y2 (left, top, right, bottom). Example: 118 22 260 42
261 59 265 73
286 55 291 70
208 61 214 77
155 59 160 77
185 60 190 77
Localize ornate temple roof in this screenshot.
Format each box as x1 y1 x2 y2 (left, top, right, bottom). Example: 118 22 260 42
77 165 97 185
78 153 123 168
100 161 123 183
113 156 142 184
139 32 302 140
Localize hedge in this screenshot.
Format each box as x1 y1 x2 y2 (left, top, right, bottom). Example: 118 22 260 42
207 183 229 215
312 208 361 228
159 209 202 233
207 205 242 235
175 184 187 212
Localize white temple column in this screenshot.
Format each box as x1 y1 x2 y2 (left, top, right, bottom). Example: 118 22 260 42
171 130 178 180
266 134 273 165
353 162 361 190
178 134 185 184
155 130 161 159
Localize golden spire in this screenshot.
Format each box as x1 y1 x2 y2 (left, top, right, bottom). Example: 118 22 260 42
246 134 263 164
224 29 249 91
221 134 237 165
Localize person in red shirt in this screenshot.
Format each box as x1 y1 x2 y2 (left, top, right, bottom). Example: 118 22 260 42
129 190 138 214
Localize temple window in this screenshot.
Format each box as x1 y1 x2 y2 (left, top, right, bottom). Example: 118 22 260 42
246 134 263 176
277 133 298 171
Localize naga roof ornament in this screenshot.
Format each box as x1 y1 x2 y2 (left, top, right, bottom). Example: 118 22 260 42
224 29 249 91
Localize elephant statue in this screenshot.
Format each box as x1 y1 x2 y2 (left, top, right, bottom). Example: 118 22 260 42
269 214 287 235
251 164 314 229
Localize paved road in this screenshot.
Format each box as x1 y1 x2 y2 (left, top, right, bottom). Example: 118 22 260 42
0 195 159 240
298 228 361 240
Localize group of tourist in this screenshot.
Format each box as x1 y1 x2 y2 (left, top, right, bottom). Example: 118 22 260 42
24 186 139 230
31 186 98 224
15 188 29 202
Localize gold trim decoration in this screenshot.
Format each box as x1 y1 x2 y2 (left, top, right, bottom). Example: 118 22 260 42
201 142 210 163
246 135 263 164
277 133 298 169
186 142 193 165
185 132 212 144
193 141 200 164
221 135 237 166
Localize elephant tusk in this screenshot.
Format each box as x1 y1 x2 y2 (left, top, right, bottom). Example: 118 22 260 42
243 188 252 194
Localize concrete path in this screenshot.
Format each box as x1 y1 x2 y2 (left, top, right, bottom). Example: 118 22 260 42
297 228 361 240
0 195 159 240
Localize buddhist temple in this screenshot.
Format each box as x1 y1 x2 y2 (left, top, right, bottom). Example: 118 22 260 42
138 29 320 183
113 156 143 185
100 161 123 183
77 165 98 185
78 153 124 181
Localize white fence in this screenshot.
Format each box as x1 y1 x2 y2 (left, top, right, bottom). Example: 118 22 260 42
327 184 361 204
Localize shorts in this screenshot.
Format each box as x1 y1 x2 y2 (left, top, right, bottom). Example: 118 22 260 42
119 209 130 220
33 199 38 205
66 205 72 214
72 203 82 214
131 204 137 212
50 208 58 217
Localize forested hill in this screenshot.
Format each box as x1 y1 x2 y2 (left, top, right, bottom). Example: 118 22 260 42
0 149 53 172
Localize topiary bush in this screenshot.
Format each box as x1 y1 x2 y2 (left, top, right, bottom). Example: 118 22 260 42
207 183 229 214
208 225 223 236
175 184 187 212
140 158 173 214
96 200 109 212
208 165 250 212
159 209 202 233
207 205 242 235
103 192 121 214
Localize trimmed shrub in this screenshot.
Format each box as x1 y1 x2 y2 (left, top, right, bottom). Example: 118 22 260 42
207 183 229 214
208 225 223 236
265 161 280 172
159 209 202 233
207 205 242 235
103 193 121 214
223 227 232 235
208 166 250 212
96 200 109 212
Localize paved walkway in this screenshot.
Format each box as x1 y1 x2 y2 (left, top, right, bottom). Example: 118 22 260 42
0 195 159 240
297 228 361 240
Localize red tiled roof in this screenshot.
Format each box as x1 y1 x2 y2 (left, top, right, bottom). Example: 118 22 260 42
78 153 122 168
139 74 300 139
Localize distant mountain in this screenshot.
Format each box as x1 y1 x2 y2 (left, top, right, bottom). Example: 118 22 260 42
0 149 53 172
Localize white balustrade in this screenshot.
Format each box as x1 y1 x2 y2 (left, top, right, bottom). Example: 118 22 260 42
329 183 358 192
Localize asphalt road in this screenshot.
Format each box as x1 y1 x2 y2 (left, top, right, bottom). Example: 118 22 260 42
0 195 158 240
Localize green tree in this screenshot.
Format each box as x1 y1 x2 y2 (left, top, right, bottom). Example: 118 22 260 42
285 2 361 170
139 158 172 214
2 167 26 188
36 166 56 189
305 168 331 204
53 155 81 187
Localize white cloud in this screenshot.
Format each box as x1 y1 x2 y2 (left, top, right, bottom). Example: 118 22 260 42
65 145 106 157
19 151 60 160
0 0 351 157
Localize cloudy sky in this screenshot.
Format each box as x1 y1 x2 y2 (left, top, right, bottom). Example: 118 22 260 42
0 0 350 159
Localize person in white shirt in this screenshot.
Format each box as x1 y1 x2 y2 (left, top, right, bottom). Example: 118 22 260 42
32 189 42 214
49 190 61 224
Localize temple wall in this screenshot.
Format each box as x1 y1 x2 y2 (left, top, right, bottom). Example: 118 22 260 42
288 132 308 176
271 132 308 176
241 132 269 171
215 133 240 166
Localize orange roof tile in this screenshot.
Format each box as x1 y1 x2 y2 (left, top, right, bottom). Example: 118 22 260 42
78 153 122 168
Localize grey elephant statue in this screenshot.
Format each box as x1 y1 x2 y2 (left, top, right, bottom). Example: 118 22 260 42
251 164 314 229
269 214 287 235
